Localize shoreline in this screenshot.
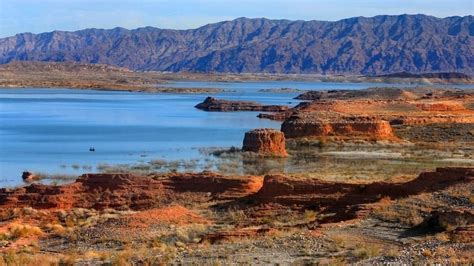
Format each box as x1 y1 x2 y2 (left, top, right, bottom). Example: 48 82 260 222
0 62 473 94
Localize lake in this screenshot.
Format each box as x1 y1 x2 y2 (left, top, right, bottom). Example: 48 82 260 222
1 81 473 187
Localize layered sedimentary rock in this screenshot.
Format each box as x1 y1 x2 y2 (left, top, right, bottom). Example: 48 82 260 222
0 173 165 210
249 167 474 222
160 171 264 199
0 172 263 210
295 87 474 102
0 168 472 227
195 97 288 112
274 88 474 140
416 101 466 112
242 128 288 157
281 113 394 140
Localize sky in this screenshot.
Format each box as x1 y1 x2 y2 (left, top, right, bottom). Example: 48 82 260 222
0 0 472 37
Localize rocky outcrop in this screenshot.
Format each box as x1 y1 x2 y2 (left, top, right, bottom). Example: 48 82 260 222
0 172 264 210
248 167 474 222
242 128 288 157
202 228 275 244
0 173 165 210
195 97 288 112
1 168 472 227
279 88 474 141
295 87 426 101
416 102 466 112
422 209 474 242
281 114 394 140
161 171 264 200
21 171 38 183
294 87 474 101
390 115 474 125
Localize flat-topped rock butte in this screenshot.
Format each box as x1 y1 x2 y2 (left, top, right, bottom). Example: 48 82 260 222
242 128 288 157
263 87 474 141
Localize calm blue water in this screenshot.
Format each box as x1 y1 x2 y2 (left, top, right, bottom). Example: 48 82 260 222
0 87 289 187
1 81 473 187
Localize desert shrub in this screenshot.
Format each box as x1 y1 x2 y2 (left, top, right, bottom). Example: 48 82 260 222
353 244 382 260
8 223 44 239
303 210 317 223
156 224 209 247
225 209 248 225
45 223 66 235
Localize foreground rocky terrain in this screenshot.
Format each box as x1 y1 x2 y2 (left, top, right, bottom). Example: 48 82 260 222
0 167 472 264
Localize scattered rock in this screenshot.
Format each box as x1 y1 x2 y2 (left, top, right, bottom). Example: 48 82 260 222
427 209 474 231
21 171 38 183
202 228 276 244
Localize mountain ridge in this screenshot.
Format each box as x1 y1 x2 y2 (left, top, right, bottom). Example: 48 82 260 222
0 14 472 74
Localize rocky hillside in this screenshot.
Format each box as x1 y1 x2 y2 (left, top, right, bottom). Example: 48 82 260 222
0 15 472 74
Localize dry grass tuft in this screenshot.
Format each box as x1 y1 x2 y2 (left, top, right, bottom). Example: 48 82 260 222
8 223 44 239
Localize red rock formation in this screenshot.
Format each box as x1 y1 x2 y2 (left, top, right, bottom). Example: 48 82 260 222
0 172 263 211
195 97 288 112
294 87 474 101
416 101 466 112
390 115 474 125
281 114 394 140
161 171 264 199
276 88 474 141
0 173 165 210
1 168 472 226
242 128 288 157
248 167 473 222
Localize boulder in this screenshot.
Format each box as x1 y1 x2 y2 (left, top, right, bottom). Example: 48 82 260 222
242 128 288 157
21 171 38 183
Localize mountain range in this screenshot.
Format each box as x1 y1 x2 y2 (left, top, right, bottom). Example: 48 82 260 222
0 14 472 75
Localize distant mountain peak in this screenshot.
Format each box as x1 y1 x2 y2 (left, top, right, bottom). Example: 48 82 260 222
0 14 472 74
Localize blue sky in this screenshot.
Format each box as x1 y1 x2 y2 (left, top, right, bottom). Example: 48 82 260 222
0 0 472 37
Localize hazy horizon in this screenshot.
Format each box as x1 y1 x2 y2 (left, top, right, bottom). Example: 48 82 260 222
2 14 474 37
0 0 473 38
